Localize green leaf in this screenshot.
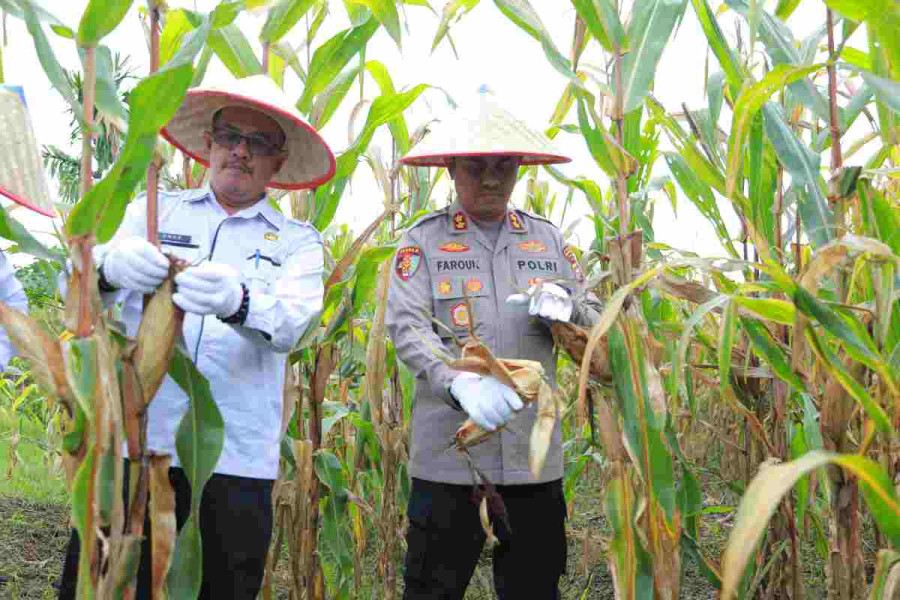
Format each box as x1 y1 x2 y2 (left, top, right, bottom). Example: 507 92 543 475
298 17 380 113
366 60 411 155
21 2 85 126
861 71 900 115
493 0 581 88
160 10 196 66
858 180 900 255
824 0 900 79
740 317 805 394
208 23 264 78
166 347 225 599
721 450 900 600
761 103 833 248
77 0 133 46
725 63 821 203
734 296 795 325
570 0 624 52
351 246 395 311
690 0 743 93
0 205 64 264
359 0 402 48
774 0 803 19
576 94 638 178
717 299 737 398
83 45 127 121
665 154 735 256
0 0 73 37
260 0 316 43
431 0 479 52
310 65 362 129
67 18 210 241
620 0 685 113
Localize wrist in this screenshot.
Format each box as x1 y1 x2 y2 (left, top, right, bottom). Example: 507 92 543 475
219 283 249 325
97 264 118 292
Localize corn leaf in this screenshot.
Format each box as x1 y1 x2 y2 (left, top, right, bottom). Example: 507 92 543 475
861 71 900 115
67 17 210 241
82 45 127 121
166 347 225 600
21 2 85 126
605 473 655 600
359 0 402 48
298 17 380 112
431 0 479 52
824 0 900 76
161 10 197 66
366 60 412 155
734 296 795 325
774 0 803 19
0 205 63 263
726 64 821 203
690 0 743 93
492 0 580 86
77 0 133 46
310 65 362 129
721 451 900 600
570 0 624 52
620 0 685 113
858 180 900 255
260 0 317 43
717 298 738 398
148 455 176 599
0 0 73 37
741 317 805 394
208 23 263 78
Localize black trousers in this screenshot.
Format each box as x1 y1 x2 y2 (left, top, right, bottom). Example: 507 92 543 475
403 477 567 600
58 465 274 600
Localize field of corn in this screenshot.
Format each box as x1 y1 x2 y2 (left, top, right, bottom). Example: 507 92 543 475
0 0 899 598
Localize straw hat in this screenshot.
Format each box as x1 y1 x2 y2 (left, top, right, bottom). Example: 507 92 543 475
161 75 335 190
400 88 570 167
0 85 56 217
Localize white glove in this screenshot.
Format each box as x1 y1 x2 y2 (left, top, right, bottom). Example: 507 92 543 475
101 236 169 294
449 372 524 431
173 262 243 318
506 282 573 322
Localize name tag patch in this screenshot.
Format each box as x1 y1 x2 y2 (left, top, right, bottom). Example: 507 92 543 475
436 258 482 272
515 259 559 273
159 232 198 248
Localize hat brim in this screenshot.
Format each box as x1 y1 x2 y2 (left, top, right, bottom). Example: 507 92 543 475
399 150 571 168
0 185 56 217
161 90 336 190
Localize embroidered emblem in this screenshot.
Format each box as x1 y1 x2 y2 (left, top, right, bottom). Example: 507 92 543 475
395 246 422 281
508 212 524 231
438 279 452 295
264 232 278 241
452 212 468 231
528 277 543 287
563 245 584 281
517 240 548 253
450 302 470 327
439 242 470 253
466 278 483 293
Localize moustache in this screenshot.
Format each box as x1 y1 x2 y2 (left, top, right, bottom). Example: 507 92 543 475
225 162 252 174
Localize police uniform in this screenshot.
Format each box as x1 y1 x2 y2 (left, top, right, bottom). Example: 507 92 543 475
387 201 599 599
59 186 324 600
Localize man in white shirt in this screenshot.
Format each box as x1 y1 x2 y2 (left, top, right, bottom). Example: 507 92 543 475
58 75 335 600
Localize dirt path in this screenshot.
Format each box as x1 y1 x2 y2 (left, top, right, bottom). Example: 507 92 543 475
0 496 70 599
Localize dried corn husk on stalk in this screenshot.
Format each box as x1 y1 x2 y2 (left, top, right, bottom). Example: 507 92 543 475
550 321 612 385
131 257 187 405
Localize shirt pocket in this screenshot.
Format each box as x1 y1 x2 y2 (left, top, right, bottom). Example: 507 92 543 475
240 249 283 295
159 232 202 264
510 253 563 336
431 275 492 341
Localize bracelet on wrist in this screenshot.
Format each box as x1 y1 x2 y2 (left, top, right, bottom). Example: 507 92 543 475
97 265 118 292
219 283 249 326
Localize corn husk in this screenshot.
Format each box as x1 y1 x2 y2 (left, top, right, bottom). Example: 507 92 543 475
131 258 186 405
550 321 612 385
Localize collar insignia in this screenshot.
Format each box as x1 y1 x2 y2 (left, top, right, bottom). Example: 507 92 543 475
508 212 525 231
452 211 468 231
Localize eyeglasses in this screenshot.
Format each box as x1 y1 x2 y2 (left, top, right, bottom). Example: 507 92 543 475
209 128 284 157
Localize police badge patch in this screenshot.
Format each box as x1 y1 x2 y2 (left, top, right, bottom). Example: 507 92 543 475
450 302 470 327
395 246 422 281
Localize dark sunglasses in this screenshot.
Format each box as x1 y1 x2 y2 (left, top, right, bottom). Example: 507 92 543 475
210 128 283 157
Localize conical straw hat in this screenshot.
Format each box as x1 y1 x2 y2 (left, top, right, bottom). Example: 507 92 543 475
0 86 56 217
400 88 570 167
161 75 335 190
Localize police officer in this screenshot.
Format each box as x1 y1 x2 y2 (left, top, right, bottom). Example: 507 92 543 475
58 75 335 600
387 92 599 599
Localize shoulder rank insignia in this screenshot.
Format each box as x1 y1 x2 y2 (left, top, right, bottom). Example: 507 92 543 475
508 211 525 231
439 242 470 253
395 246 422 281
517 240 547 253
563 245 584 281
452 211 468 231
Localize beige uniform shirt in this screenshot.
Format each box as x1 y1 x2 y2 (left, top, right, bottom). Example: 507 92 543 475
386 201 599 485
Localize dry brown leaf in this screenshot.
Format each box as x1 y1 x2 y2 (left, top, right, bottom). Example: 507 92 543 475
149 455 176 599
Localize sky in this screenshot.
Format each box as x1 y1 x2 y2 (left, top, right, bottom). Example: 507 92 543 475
0 0 863 267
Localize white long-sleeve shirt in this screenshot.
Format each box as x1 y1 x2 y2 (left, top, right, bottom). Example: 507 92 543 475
95 187 324 479
0 250 29 370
